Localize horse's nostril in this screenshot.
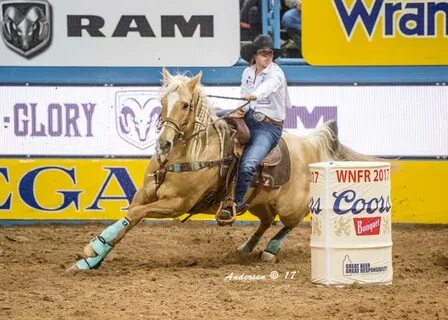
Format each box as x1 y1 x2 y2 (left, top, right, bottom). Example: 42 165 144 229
164 141 172 150
158 140 172 152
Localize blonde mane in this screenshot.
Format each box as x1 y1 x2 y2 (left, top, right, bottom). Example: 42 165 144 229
161 74 221 161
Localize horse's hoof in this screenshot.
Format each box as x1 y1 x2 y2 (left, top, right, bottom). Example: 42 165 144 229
237 243 252 255
65 263 81 273
260 251 277 262
83 243 97 257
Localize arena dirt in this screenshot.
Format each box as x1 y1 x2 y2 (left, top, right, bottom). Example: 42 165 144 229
0 222 447 320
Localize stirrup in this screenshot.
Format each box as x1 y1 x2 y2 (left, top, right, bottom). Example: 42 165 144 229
215 202 237 226
215 202 248 226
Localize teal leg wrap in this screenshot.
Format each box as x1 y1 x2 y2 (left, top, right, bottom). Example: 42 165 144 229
265 226 291 255
73 218 131 270
76 255 104 270
90 236 113 257
90 217 130 256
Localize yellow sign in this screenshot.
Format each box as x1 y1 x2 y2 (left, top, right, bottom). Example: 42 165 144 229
302 0 448 65
0 159 257 221
0 159 447 223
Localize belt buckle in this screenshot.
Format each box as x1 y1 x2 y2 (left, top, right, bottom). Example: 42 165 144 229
253 112 266 122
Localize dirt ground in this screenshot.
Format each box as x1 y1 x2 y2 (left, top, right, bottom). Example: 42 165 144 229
0 221 447 320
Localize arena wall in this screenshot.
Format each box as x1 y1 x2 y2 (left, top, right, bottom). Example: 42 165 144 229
0 83 446 224
0 0 446 225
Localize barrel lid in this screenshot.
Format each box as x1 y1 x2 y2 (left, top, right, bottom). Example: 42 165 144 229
309 161 390 169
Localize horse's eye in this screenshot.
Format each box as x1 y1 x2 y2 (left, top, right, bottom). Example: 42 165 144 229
182 102 190 109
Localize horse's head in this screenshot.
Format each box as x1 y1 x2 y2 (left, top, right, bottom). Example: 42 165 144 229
157 68 202 159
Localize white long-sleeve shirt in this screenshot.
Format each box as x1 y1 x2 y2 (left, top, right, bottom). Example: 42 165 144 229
240 62 291 122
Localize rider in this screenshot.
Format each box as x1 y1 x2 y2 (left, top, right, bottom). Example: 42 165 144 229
220 34 291 220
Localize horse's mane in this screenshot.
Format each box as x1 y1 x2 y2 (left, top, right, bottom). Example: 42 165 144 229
160 73 190 101
161 73 223 161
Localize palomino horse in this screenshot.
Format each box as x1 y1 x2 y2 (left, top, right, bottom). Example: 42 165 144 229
68 69 374 271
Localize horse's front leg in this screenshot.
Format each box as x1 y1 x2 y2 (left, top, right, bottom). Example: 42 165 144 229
237 217 273 254
237 205 276 254
67 196 185 271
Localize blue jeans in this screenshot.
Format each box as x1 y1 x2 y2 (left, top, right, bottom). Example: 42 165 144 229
281 8 301 30
235 109 282 208
281 8 302 55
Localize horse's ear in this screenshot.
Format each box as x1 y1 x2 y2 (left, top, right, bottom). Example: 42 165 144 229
188 71 202 91
162 67 172 84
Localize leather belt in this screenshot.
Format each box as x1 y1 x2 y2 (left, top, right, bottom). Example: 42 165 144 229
253 111 283 127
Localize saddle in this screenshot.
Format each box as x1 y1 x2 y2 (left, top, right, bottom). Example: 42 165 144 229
226 117 291 188
251 137 290 187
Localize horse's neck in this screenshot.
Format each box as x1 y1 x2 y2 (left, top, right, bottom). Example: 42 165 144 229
169 119 224 163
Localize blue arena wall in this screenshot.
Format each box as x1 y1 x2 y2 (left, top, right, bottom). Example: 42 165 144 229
0 59 448 85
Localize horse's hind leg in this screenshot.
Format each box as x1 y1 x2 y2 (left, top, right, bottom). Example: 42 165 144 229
261 225 295 262
238 205 275 254
261 206 307 262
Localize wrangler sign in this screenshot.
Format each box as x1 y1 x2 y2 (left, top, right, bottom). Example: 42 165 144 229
302 0 448 65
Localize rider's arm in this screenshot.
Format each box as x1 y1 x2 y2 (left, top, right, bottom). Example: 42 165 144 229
251 72 283 101
240 68 251 112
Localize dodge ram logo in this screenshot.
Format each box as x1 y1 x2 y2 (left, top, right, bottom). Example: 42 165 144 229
1 0 51 57
115 90 162 150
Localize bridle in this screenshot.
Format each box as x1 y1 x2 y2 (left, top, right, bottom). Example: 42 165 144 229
152 92 249 199
156 91 206 149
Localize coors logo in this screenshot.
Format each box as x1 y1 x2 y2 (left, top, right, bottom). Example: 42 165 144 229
115 90 161 150
1 0 51 57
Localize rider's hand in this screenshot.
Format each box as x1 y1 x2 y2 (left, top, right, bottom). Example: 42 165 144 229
233 108 246 118
244 95 257 101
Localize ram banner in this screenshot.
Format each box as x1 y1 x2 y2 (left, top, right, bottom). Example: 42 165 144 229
303 0 448 65
0 0 240 66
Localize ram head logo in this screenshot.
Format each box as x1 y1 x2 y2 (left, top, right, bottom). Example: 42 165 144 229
1 0 51 57
115 91 162 151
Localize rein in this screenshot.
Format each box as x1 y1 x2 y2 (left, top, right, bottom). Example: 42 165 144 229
160 92 250 144
206 95 248 101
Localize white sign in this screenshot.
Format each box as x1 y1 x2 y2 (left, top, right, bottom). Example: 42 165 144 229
0 85 446 156
207 86 448 157
0 0 240 66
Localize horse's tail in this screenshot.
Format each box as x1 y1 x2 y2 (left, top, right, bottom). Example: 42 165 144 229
307 120 381 162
